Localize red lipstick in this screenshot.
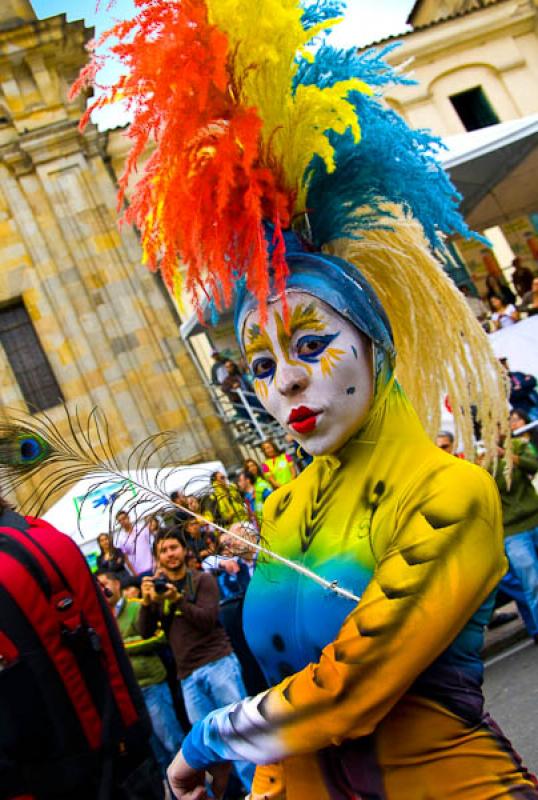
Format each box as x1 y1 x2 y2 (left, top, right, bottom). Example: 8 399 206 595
288 406 321 434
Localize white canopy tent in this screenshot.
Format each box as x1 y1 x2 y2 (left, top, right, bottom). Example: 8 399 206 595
440 114 538 229
488 316 538 377
42 461 225 558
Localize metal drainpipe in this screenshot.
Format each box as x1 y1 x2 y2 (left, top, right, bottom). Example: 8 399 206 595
182 336 227 421
236 387 265 440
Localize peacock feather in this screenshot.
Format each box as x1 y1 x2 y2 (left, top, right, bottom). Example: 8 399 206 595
0 406 181 519
0 406 360 602
0 430 52 469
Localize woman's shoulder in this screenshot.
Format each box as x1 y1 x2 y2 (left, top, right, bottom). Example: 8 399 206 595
407 453 500 526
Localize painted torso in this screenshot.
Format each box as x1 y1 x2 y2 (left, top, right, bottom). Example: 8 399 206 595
182 386 536 798
245 453 377 684
245 385 489 701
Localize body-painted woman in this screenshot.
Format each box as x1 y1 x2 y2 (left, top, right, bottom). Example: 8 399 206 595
169 250 537 800
72 1 538 797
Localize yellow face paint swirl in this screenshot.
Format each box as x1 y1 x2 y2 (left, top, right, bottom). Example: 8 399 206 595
253 378 269 400
320 347 346 377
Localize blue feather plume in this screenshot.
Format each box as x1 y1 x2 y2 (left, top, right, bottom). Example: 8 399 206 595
292 39 475 250
300 0 346 29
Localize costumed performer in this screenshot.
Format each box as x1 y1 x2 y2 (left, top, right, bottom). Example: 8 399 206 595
72 1 538 797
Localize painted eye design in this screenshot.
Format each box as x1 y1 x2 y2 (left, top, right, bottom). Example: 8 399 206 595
251 357 276 380
296 333 338 362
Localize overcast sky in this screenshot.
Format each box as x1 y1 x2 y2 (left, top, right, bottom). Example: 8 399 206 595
33 0 412 127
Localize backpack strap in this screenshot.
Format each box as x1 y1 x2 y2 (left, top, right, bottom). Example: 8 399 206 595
0 520 105 750
24 517 143 728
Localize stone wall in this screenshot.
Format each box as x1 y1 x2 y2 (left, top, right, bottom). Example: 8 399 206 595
0 10 237 510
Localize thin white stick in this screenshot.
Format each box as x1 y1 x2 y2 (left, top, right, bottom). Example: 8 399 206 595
101 472 361 603
178 505 361 603
513 420 538 435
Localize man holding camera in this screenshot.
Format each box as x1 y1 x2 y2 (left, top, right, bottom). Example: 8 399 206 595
139 529 254 794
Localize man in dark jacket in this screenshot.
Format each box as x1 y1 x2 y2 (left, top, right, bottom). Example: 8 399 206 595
139 529 254 793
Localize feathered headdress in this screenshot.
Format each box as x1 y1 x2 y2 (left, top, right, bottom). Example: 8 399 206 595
71 0 509 460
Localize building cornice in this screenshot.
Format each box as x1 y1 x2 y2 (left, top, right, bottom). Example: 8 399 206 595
0 119 104 175
407 0 502 28
0 140 33 175
0 14 92 59
363 0 535 60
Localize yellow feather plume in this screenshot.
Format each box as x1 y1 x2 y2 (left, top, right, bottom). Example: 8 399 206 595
325 207 511 465
205 0 371 211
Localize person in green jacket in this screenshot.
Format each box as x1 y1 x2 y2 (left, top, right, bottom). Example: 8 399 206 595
97 572 184 773
493 409 538 643
237 469 272 528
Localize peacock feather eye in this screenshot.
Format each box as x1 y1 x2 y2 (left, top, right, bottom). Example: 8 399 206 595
0 431 53 467
18 434 51 464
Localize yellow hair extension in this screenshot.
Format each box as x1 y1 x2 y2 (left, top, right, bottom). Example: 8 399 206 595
325 208 511 465
205 0 371 209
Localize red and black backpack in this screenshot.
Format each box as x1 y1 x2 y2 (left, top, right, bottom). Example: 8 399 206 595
0 509 161 800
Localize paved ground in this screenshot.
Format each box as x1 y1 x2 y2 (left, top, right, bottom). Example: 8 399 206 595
483 602 527 657
484 639 538 774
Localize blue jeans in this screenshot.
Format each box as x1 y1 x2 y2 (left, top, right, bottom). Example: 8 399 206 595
505 525 538 636
181 653 255 790
141 680 184 774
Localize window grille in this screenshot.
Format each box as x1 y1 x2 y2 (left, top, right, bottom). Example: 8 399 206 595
0 302 63 411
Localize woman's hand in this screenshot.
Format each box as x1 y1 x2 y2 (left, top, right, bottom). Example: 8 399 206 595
167 750 230 799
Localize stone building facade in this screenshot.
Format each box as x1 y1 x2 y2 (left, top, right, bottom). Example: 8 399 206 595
380 0 538 136
0 1 237 509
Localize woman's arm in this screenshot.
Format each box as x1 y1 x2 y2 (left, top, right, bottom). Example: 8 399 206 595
262 463 280 489
178 463 505 771
124 554 137 575
508 305 519 322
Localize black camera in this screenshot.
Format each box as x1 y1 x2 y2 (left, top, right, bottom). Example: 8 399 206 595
153 577 169 595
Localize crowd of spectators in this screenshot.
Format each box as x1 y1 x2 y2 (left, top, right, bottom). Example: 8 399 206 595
464 257 538 332
90 436 308 797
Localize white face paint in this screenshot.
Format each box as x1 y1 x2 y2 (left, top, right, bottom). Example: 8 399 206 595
242 291 373 456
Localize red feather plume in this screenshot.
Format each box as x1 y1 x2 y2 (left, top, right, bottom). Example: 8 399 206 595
70 0 295 322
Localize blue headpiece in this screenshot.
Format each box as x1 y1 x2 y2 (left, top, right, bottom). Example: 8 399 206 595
235 228 394 361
